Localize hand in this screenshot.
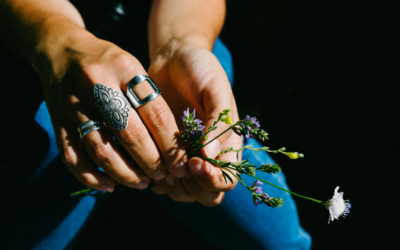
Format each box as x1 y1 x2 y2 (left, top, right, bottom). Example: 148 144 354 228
148 39 242 206
36 30 188 192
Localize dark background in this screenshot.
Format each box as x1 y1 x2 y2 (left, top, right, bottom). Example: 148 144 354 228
0 0 395 249
71 1 398 250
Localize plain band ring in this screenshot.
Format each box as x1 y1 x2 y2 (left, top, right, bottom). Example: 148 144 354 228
78 120 105 139
126 75 161 108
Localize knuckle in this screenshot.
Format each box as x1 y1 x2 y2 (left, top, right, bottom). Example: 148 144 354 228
147 102 174 129
60 149 75 166
86 142 114 163
120 123 149 146
110 53 137 71
119 175 141 186
80 60 104 82
76 174 93 186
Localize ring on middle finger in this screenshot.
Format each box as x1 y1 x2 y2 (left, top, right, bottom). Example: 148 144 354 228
94 84 131 130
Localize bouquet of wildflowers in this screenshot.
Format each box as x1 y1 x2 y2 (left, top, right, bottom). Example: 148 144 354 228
72 108 351 224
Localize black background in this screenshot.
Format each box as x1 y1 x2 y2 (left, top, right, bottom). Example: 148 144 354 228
0 0 395 249
73 1 399 250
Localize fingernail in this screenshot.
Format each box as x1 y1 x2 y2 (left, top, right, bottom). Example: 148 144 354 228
100 183 114 193
189 159 203 175
134 179 149 189
171 161 186 177
205 140 221 158
165 175 175 186
152 169 166 180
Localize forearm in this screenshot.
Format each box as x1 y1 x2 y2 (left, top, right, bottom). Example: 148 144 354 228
0 0 88 68
148 0 225 61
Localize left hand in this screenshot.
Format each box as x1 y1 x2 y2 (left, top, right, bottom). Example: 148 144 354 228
148 38 242 206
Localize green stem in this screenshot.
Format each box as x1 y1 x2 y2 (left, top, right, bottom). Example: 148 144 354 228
70 188 94 197
250 175 325 205
203 126 233 148
199 155 324 205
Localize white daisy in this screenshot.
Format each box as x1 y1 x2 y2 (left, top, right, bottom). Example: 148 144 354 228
325 186 351 224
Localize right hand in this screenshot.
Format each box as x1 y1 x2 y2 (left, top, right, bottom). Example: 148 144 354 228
35 30 188 192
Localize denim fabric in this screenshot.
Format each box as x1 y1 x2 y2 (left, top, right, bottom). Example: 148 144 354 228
0 38 310 250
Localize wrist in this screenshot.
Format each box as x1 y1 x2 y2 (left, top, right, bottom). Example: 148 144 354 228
149 34 213 64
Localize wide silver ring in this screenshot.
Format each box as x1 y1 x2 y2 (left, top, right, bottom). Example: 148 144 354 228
126 75 161 108
78 120 105 139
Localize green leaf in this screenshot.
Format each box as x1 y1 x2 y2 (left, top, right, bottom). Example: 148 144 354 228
221 170 234 184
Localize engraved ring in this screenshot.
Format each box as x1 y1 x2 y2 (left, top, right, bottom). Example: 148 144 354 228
126 75 161 108
94 84 131 130
78 120 105 139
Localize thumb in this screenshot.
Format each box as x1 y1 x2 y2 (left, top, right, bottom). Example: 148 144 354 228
201 110 234 159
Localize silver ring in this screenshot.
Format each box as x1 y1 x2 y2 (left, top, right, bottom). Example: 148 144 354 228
77 120 103 133
78 120 105 139
126 75 161 108
94 84 131 130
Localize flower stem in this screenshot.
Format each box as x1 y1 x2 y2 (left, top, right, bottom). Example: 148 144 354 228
199 155 324 205
249 175 325 205
70 188 94 197
203 126 233 148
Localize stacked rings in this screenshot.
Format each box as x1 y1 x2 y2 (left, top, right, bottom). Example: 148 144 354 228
78 120 105 139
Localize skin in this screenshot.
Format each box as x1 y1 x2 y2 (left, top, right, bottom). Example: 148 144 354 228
0 0 242 206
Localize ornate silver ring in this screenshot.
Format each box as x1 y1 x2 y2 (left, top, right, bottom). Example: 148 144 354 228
94 84 131 130
78 120 105 139
126 75 161 108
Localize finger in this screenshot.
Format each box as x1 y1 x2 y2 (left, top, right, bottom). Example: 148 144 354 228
150 179 167 195
81 124 151 189
187 156 238 192
131 79 188 177
56 124 115 192
188 119 242 192
182 170 225 207
161 176 196 203
110 107 168 180
201 79 239 159
92 81 168 180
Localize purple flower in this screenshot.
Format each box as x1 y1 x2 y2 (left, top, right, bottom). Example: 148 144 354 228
253 198 262 206
254 187 263 193
181 108 205 140
253 180 263 186
192 108 196 119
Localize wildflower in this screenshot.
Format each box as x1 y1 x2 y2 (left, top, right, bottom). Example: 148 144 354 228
281 151 304 159
221 116 233 124
233 115 269 141
262 197 284 208
252 180 263 187
325 186 351 224
181 108 205 140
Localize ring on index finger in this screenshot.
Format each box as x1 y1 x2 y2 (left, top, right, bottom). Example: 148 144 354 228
126 75 161 109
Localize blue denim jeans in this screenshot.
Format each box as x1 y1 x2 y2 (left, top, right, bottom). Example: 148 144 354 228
0 39 311 250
